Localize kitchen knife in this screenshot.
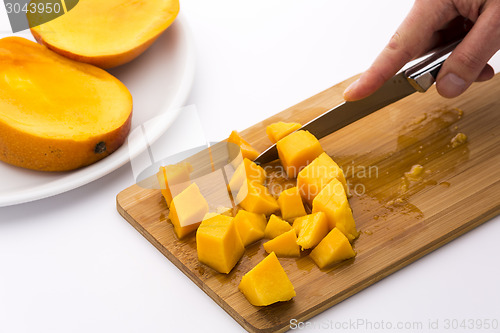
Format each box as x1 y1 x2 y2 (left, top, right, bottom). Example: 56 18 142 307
254 39 461 165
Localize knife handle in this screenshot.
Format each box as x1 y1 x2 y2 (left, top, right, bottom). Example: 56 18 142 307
404 39 462 92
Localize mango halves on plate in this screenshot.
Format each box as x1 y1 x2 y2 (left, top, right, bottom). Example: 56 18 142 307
0 37 132 171
30 0 180 68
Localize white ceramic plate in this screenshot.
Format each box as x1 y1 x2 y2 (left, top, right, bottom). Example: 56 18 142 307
0 15 195 207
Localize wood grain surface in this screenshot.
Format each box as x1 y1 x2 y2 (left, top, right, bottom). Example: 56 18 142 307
117 74 500 333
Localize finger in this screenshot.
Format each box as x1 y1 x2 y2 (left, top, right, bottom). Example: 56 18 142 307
415 17 473 58
436 2 500 98
344 0 456 101
474 63 495 82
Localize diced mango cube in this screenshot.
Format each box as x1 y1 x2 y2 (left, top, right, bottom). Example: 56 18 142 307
157 162 193 207
263 229 300 257
200 209 233 225
236 182 279 215
276 130 323 178
228 130 260 160
196 214 245 274
309 227 356 269
266 121 302 144
215 206 234 216
239 252 296 306
297 152 348 205
168 183 209 239
277 186 307 221
312 178 359 242
203 212 221 220
264 214 292 239
292 216 306 236
229 158 266 193
295 212 329 250
233 209 267 247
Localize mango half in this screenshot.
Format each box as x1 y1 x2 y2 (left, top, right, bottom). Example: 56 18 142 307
0 37 132 171
30 0 180 69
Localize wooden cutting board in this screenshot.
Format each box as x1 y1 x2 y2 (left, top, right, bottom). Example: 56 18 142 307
116 74 500 333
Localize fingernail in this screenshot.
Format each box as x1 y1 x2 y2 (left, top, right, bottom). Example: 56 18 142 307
343 79 360 100
438 73 466 98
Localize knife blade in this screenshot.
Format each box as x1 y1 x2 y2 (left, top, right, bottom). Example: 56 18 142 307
254 39 461 165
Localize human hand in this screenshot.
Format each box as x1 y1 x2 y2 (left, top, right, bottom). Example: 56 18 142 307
343 0 500 101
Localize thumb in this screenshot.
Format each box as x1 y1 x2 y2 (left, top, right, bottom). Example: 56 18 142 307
436 4 500 98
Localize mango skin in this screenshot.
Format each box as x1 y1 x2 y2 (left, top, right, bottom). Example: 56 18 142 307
0 37 132 171
0 116 131 171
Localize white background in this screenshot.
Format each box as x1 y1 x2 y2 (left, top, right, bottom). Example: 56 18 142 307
1 1 500 333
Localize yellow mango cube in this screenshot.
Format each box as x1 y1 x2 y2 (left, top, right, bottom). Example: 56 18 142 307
297 152 348 205
201 207 233 222
312 178 359 242
157 162 193 207
266 121 302 144
228 130 260 160
309 227 356 269
292 216 306 235
236 182 279 215
276 130 324 178
295 212 329 250
277 186 307 221
233 209 267 247
264 214 292 239
196 214 245 274
202 212 221 220
168 183 209 239
263 229 300 257
239 252 296 306
229 158 266 193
